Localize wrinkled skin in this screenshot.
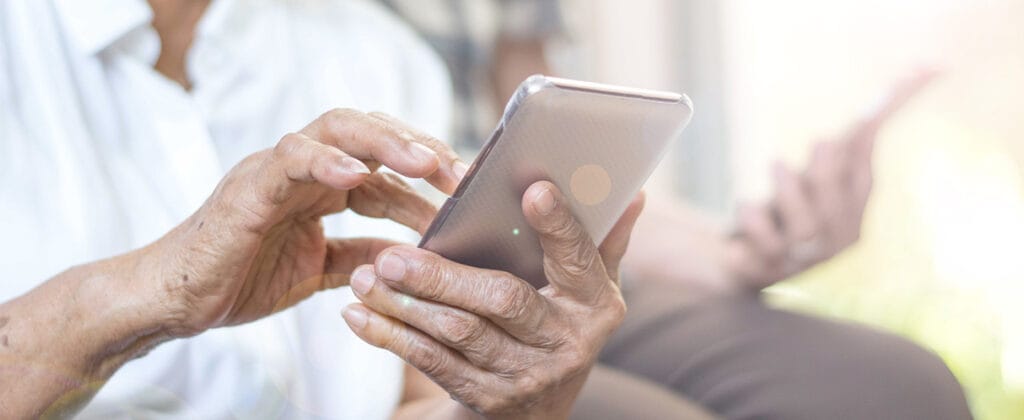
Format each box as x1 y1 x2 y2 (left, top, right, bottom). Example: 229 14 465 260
147 109 466 336
0 108 471 418
345 182 645 419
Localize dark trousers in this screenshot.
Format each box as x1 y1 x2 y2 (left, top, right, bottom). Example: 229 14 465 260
572 280 973 420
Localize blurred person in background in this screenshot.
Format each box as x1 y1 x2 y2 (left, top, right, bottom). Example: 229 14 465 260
0 0 972 419
378 0 560 156
383 1 973 419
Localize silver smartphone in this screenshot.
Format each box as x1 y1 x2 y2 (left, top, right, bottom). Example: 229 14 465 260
419 75 693 288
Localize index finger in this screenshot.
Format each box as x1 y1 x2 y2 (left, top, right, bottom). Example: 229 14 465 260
845 68 940 159
369 112 468 195
299 108 443 182
868 68 940 125
347 172 439 235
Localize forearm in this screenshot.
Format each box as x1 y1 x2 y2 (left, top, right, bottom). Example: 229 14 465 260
0 250 170 418
620 197 737 294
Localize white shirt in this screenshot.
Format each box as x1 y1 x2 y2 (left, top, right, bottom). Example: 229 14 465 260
0 0 452 418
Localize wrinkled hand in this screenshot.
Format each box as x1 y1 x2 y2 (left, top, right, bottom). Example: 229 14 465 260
726 70 938 288
143 109 465 337
343 182 645 419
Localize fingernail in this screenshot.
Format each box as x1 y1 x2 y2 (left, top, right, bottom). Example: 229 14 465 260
341 157 370 175
342 306 368 329
378 252 407 281
350 266 375 295
408 142 437 162
453 161 469 180
532 187 556 215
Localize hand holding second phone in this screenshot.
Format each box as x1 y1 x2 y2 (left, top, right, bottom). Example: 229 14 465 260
727 69 939 288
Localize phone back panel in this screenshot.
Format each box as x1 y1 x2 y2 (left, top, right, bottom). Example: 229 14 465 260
420 75 693 288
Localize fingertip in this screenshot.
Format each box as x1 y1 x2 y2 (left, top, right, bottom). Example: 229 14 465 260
431 160 469 195
310 149 370 190
524 180 558 200
386 144 440 181
599 191 648 262
408 142 441 172
374 244 421 283
349 264 377 296
617 192 646 228
341 156 371 174
342 303 370 330
631 190 647 213
452 160 469 181
522 180 561 220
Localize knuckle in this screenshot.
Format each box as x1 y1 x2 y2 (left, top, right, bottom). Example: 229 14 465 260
545 212 581 238
414 132 448 153
514 372 550 399
217 151 267 195
440 311 485 348
377 322 405 350
324 107 362 122
240 149 271 170
273 133 306 158
408 343 448 378
612 295 628 321
380 172 414 191
604 294 628 328
554 338 594 378
367 110 395 122
415 258 450 300
475 394 514 415
444 378 481 410
559 245 600 278
488 279 531 322
322 107 363 136
563 348 591 376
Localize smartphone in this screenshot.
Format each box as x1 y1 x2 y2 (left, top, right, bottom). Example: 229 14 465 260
419 75 693 288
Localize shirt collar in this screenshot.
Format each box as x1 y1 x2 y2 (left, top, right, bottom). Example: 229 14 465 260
53 0 153 56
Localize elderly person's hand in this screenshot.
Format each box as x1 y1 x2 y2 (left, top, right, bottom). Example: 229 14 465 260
0 109 468 418
146 109 466 336
344 182 645 418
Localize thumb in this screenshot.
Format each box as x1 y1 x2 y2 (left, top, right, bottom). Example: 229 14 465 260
522 181 608 302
